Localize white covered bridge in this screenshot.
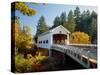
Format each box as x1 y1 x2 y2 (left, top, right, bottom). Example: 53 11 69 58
37 25 97 69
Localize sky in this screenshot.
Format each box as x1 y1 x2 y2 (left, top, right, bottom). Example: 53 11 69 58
15 2 97 36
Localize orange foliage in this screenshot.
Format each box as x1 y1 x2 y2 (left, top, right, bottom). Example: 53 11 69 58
12 20 20 46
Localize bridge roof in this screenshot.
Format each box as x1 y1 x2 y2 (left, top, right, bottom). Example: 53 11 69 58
38 25 71 37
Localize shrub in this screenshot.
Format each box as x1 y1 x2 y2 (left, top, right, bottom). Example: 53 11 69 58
15 54 27 72
15 53 56 72
70 31 91 44
15 54 35 72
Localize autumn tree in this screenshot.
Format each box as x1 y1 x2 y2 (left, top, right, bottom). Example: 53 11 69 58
18 25 33 58
11 2 37 16
11 2 37 51
70 32 90 44
11 17 21 70
11 16 21 50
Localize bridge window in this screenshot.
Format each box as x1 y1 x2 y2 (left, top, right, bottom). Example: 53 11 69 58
43 40 45 44
46 40 48 43
59 31 62 34
41 41 42 44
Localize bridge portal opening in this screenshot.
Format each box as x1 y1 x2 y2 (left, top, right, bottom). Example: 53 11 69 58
53 34 67 45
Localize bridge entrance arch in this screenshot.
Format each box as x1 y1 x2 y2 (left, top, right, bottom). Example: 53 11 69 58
53 34 68 45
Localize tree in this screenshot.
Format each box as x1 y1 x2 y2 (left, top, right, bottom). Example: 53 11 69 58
18 25 33 58
74 6 81 31
52 16 61 28
91 11 97 19
90 11 97 44
79 10 97 44
74 6 80 17
11 16 21 50
60 12 67 25
63 10 76 32
73 7 97 44
11 17 21 68
79 10 91 33
36 16 49 35
70 32 91 44
11 2 37 16
85 10 91 34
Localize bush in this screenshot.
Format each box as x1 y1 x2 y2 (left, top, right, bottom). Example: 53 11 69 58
15 53 56 72
15 54 35 72
70 31 91 44
15 54 27 72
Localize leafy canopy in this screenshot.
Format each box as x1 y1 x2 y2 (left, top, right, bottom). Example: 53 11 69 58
12 2 37 16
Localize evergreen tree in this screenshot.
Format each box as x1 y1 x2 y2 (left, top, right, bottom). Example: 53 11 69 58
80 10 91 34
36 16 49 35
74 6 81 31
91 11 97 19
74 6 80 17
77 10 97 44
64 10 76 32
52 16 61 28
60 12 67 25
90 11 97 44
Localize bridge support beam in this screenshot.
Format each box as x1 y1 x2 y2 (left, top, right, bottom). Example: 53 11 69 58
62 54 66 66
49 49 52 57
87 58 90 68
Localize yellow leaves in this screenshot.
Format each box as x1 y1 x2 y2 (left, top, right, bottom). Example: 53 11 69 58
18 25 33 51
14 2 37 16
15 52 56 72
12 19 21 47
15 23 20 43
70 31 90 44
